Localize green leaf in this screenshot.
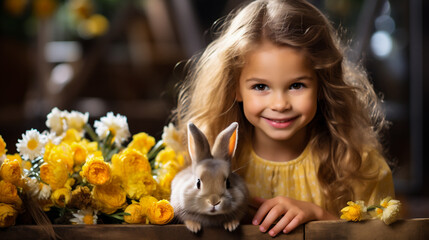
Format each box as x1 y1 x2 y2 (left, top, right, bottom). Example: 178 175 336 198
147 140 165 161
84 124 99 142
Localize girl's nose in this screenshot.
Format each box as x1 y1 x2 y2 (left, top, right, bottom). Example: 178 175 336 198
270 93 290 112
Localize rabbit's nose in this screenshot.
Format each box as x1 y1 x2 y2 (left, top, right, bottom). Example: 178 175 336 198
207 196 221 206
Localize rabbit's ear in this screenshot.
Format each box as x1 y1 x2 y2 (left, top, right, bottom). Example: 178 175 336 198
212 122 238 161
187 122 212 164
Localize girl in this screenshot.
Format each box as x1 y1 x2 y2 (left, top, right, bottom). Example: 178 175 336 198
171 0 394 237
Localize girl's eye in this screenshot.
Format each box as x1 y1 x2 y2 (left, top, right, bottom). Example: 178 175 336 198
290 82 305 90
196 179 201 189
252 84 269 91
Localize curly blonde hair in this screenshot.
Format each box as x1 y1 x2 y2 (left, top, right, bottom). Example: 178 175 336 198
171 0 389 213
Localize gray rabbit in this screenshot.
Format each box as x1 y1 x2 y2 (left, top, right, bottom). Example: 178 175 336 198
170 122 249 233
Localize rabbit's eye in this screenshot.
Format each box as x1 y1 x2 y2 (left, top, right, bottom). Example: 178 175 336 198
196 179 201 189
226 178 231 189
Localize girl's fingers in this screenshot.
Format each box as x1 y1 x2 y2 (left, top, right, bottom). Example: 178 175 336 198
267 214 292 237
283 215 302 234
259 205 286 233
252 198 275 225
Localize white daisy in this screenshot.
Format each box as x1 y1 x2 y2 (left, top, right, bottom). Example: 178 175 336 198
46 107 68 135
162 123 183 153
94 112 130 145
16 129 47 160
42 130 63 145
66 110 89 134
70 209 98 225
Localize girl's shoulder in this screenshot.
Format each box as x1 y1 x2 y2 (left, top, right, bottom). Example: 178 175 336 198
357 147 393 183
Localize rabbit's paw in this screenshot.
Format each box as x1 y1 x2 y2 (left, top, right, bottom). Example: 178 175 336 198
224 219 239 232
185 220 201 233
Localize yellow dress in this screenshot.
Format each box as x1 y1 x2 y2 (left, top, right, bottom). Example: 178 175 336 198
240 144 395 211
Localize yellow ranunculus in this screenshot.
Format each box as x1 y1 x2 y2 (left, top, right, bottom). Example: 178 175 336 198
51 188 71 208
124 202 146 224
139 196 174 225
340 201 367 222
0 181 22 210
62 129 82 144
0 135 6 156
0 203 18 228
92 178 127 214
80 155 111 185
0 158 23 186
122 172 157 200
147 200 174 225
71 142 88 167
39 162 69 191
80 139 98 154
44 143 74 172
127 133 155 155
112 148 151 177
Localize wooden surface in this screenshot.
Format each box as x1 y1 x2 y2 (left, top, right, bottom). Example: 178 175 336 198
1 219 428 240
0 224 303 240
305 218 429 240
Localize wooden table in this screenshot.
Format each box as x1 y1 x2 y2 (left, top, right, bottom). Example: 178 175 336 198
1 218 428 239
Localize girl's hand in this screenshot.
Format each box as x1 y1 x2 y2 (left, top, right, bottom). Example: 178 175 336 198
251 196 337 237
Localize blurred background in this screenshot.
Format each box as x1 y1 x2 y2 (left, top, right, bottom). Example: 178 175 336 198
0 0 427 219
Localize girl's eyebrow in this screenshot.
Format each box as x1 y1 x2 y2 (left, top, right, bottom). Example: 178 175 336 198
245 75 314 83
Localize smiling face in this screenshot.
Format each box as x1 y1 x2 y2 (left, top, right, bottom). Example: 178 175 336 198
237 40 318 149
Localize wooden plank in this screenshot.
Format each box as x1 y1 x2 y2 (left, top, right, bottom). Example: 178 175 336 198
0 224 304 240
305 218 429 240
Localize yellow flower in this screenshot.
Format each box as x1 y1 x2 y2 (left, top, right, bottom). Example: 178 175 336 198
33 0 57 18
0 135 6 156
122 172 157 200
71 142 88 167
340 200 367 222
376 197 401 225
80 139 98 154
0 181 22 210
40 162 69 191
92 178 127 214
111 148 154 199
0 203 18 228
124 202 146 224
139 196 174 225
44 142 74 172
112 148 151 176
147 200 174 225
51 188 71 208
127 132 155 155
80 155 111 186
62 129 82 144
0 158 23 186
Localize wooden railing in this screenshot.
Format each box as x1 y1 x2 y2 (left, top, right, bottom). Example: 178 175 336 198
1 218 428 240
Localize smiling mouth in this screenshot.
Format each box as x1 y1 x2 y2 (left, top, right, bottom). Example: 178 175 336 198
263 116 298 128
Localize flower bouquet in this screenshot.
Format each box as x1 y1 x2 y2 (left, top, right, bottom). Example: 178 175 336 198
340 197 401 225
0 108 186 227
